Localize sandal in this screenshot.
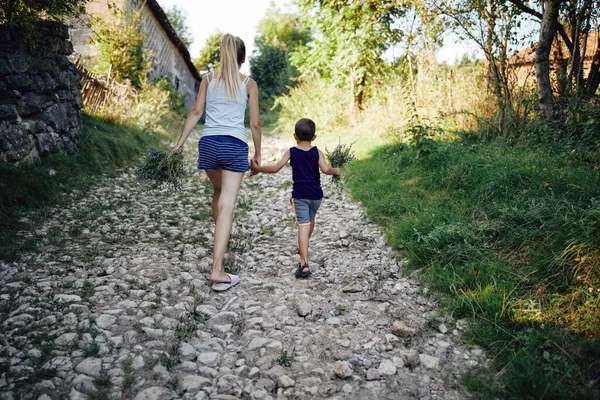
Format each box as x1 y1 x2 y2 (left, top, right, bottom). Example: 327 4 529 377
295 263 312 279
211 273 240 291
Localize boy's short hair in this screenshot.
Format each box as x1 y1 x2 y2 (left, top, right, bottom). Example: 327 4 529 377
295 118 316 141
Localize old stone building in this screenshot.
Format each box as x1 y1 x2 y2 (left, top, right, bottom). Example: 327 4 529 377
69 0 201 108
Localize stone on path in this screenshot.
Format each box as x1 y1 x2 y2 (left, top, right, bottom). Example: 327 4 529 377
391 321 416 337
96 314 116 329
342 281 362 293
297 303 311 317
333 361 353 379
133 387 177 400
366 368 380 381
419 354 440 370
378 359 397 376
277 375 295 388
75 358 102 377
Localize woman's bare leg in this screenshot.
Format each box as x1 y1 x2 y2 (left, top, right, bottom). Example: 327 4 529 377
205 169 244 283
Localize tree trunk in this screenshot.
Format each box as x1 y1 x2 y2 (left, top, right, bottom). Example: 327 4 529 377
584 32 600 97
350 67 365 115
534 0 562 121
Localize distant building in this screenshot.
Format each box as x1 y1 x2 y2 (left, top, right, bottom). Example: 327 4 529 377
69 0 201 108
508 31 599 92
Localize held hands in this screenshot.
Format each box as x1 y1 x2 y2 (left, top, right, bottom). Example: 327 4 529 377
250 157 261 175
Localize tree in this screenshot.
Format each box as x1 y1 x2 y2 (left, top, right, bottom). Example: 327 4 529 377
430 0 522 128
250 4 310 110
91 8 150 87
254 3 310 51
0 0 89 25
165 5 193 49
507 0 600 119
293 0 407 113
194 31 222 73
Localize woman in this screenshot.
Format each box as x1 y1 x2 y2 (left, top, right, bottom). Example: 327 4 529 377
172 34 261 291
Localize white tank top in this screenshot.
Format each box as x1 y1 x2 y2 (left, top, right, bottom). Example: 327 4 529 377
201 72 250 143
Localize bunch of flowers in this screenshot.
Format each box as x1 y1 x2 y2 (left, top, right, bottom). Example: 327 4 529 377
325 141 356 183
136 147 186 192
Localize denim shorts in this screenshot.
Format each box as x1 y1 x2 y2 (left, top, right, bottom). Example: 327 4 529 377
198 135 249 172
291 198 322 225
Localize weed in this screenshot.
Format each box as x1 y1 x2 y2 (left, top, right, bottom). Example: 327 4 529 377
260 226 275 236
93 371 111 388
277 350 294 368
335 304 346 315
80 280 95 301
82 342 100 358
122 358 136 390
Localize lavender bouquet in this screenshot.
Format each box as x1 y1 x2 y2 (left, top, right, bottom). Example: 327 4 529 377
136 147 186 192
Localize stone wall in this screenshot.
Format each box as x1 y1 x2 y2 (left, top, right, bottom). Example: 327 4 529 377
0 22 82 164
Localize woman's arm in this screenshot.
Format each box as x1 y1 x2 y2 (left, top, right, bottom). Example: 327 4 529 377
251 150 290 173
171 77 208 153
246 78 262 167
318 150 341 176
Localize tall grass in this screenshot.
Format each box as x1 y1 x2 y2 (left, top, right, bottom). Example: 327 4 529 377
347 135 600 398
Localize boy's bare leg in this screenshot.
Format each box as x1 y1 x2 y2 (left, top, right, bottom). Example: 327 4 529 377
206 169 244 283
298 224 311 266
309 218 316 240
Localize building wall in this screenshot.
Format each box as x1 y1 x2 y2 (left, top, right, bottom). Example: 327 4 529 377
69 0 200 109
131 0 199 108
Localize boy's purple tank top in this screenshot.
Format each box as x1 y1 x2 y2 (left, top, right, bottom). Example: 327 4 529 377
290 146 323 200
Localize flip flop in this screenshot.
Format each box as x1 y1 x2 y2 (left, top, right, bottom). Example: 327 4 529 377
211 273 240 292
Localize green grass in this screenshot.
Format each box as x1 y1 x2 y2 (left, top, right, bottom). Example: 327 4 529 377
347 139 600 399
0 113 164 260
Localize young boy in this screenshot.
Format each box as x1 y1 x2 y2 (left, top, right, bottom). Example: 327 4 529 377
250 118 341 278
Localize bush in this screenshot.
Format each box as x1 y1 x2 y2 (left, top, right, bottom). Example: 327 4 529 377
90 7 150 87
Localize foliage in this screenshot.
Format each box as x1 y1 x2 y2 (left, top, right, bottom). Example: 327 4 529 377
90 8 150 87
194 31 222 73
347 137 600 398
251 45 292 111
0 114 163 260
254 3 310 51
164 5 194 49
0 0 88 25
136 147 186 193
251 4 309 112
275 78 349 135
293 0 407 111
92 77 185 132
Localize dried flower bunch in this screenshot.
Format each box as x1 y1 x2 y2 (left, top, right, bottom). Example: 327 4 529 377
136 147 186 192
325 141 356 183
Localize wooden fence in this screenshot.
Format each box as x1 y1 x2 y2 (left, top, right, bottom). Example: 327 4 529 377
72 57 136 113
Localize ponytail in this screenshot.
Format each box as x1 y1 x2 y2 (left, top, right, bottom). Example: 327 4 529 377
218 34 246 100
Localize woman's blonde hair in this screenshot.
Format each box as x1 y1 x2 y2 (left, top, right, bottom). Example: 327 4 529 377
218 34 246 100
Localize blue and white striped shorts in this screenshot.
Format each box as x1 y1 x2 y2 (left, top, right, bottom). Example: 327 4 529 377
198 135 249 173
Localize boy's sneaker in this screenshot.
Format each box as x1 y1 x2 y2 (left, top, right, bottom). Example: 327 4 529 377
295 263 312 279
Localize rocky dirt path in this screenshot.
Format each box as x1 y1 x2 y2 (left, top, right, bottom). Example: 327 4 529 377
0 134 483 400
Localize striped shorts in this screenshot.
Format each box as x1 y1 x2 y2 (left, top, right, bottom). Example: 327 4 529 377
198 135 249 173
